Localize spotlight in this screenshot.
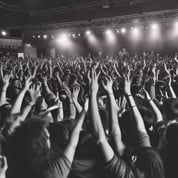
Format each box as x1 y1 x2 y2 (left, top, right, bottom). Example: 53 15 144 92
57 33 72 49
37 35 41 38
32 35 35 38
149 23 161 40
132 27 139 34
121 28 126 34
116 29 120 33
175 22 178 28
86 30 91 36
106 29 112 36
1 30 7 36
131 27 141 41
105 29 116 44
72 33 76 38
78 33 81 37
43 34 47 39
151 23 159 30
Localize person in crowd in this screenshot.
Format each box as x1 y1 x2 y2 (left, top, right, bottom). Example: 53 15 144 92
0 50 178 178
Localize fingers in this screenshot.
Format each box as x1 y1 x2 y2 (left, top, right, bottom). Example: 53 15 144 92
84 97 89 112
0 155 8 171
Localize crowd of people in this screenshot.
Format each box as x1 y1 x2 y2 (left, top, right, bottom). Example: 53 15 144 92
0 50 178 178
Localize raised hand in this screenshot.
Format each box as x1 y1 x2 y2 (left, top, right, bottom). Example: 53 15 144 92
102 76 113 94
84 97 89 112
164 63 171 76
88 68 101 95
63 84 72 99
142 88 151 101
123 70 132 96
113 63 121 78
2 74 12 89
28 83 41 104
0 156 8 178
72 86 80 102
24 76 33 90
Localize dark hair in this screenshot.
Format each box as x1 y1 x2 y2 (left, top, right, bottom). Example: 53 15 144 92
9 119 50 176
48 122 69 153
163 98 178 121
135 147 165 178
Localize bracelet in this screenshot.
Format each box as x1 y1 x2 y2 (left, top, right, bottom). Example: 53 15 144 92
108 93 114 95
147 99 152 102
127 94 132 97
28 102 35 107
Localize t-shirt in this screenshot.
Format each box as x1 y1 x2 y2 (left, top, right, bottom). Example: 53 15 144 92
104 155 136 178
103 131 151 178
42 154 71 178
69 158 102 178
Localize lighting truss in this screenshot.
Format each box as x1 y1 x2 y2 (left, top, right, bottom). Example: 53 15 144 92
22 8 178 34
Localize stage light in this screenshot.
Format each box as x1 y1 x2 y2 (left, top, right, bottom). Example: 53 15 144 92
149 23 161 41
105 29 116 45
57 33 72 49
175 22 178 29
32 35 35 38
106 29 112 36
1 30 7 36
78 33 81 37
43 34 47 39
37 35 41 38
172 21 178 37
121 28 126 34
130 27 141 42
132 27 139 34
72 33 76 38
116 29 120 33
86 30 91 36
151 23 159 30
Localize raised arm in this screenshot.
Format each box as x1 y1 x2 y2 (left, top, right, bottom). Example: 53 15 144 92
124 70 147 134
10 76 32 115
0 74 11 106
149 64 157 99
89 69 114 162
71 86 82 113
7 84 41 135
143 88 163 123
102 76 125 156
63 85 76 120
63 98 88 163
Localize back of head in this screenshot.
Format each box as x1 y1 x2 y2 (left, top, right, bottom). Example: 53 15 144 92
166 123 178 151
163 98 178 121
9 119 50 175
135 147 165 178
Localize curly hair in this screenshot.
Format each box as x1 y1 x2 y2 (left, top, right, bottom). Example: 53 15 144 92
8 119 51 177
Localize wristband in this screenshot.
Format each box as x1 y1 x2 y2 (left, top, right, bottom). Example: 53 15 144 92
108 93 114 95
28 102 35 107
